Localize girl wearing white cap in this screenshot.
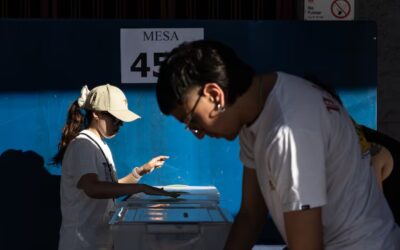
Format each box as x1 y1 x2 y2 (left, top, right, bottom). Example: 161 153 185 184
53 84 179 250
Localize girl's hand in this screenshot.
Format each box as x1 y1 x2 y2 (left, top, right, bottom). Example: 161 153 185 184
142 185 181 198
138 155 169 176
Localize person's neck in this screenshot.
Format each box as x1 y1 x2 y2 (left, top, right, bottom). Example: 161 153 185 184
237 72 277 126
87 127 102 140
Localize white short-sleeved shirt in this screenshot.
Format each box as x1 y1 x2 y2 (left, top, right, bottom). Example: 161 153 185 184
59 130 116 250
240 72 400 249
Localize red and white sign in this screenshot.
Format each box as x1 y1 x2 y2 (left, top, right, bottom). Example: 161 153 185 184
304 0 354 21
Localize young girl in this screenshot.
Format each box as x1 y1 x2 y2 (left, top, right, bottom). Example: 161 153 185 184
53 84 179 250
156 40 400 250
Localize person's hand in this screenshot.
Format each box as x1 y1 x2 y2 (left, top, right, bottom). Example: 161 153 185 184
142 185 181 198
138 155 169 176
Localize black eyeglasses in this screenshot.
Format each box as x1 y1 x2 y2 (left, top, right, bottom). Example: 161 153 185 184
183 93 203 134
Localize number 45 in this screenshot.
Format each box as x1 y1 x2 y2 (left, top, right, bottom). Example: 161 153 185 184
130 52 168 77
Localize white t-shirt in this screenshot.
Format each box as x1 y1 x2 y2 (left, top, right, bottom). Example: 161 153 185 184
240 72 400 249
59 130 116 250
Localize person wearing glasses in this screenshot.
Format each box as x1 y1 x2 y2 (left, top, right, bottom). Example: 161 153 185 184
155 40 400 250
53 84 180 250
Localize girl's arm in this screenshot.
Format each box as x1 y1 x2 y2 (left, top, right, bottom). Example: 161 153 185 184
78 173 179 199
119 155 170 184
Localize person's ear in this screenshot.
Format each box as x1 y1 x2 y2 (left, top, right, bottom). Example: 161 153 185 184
203 83 225 108
92 111 100 120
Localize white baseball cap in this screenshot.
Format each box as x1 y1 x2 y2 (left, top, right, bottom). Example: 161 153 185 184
81 84 140 122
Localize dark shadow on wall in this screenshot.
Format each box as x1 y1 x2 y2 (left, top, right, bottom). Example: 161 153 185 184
0 149 61 250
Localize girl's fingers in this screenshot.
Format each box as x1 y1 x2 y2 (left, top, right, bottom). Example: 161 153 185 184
158 155 170 161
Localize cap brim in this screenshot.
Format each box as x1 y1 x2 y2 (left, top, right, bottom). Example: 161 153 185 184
108 110 141 122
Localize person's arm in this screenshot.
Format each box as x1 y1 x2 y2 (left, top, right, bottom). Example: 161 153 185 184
119 155 170 184
224 167 268 250
284 207 323 250
78 173 179 199
371 144 394 189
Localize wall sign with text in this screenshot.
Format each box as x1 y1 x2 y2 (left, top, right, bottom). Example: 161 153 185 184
121 28 204 84
304 0 354 21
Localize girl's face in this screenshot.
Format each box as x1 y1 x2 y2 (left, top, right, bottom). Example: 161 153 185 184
171 84 242 141
92 111 123 139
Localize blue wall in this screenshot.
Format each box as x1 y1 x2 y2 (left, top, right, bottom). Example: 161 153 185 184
0 20 376 249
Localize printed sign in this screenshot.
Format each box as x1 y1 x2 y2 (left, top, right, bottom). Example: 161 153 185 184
121 28 204 84
304 0 354 21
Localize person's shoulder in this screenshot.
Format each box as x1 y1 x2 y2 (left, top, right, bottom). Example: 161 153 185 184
273 72 312 92
68 136 98 151
275 71 303 81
